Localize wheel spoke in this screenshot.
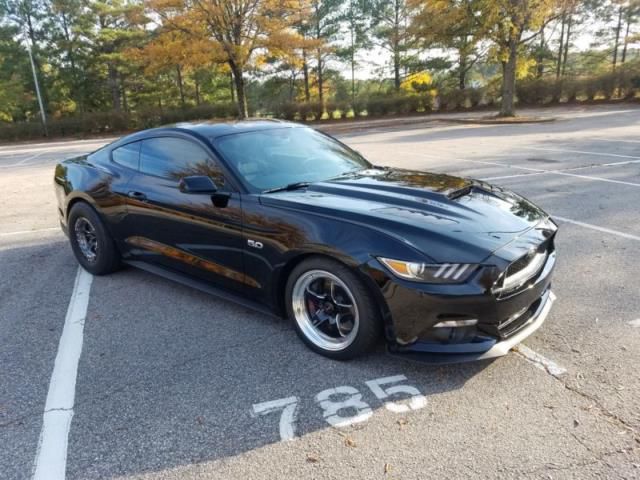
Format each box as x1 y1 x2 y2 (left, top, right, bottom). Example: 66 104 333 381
335 313 354 337
330 281 353 308
305 285 326 302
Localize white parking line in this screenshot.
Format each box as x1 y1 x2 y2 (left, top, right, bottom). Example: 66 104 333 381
563 159 640 171
482 172 548 181
525 146 640 160
32 267 93 480
0 227 60 237
514 344 567 378
553 171 640 187
590 138 640 144
553 216 640 242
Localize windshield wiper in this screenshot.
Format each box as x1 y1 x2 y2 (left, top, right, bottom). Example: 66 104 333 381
262 181 311 194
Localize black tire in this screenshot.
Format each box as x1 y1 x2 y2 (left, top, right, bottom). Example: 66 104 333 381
285 256 382 360
68 202 121 275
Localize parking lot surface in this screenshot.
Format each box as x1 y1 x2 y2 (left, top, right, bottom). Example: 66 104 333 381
1 104 639 479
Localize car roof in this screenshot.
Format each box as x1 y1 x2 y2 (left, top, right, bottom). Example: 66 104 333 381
119 119 303 142
184 119 303 138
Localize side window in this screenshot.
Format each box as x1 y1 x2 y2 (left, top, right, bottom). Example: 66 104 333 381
140 137 225 186
111 142 140 170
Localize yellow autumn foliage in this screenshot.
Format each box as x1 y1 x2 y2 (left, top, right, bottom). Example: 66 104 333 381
400 71 434 95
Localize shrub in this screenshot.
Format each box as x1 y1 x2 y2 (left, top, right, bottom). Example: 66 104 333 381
273 102 298 120
465 88 484 108
439 89 466 111
516 79 555 105
352 99 367 117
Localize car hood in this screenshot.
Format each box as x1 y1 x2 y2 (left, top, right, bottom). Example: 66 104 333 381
259 168 549 264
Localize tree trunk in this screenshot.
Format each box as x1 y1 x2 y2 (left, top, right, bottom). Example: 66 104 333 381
230 65 248 119
302 48 310 102
536 26 545 78
556 14 565 80
176 65 185 107
612 5 623 71
108 63 121 111
393 0 401 92
195 77 201 105
458 54 467 90
122 82 128 112
317 50 324 105
229 72 235 102
621 13 631 64
351 28 356 102
393 49 401 91
499 39 518 117
562 16 572 76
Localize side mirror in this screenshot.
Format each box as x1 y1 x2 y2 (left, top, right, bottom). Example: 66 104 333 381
179 176 218 194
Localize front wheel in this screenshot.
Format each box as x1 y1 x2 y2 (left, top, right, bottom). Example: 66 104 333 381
68 202 121 275
285 257 382 360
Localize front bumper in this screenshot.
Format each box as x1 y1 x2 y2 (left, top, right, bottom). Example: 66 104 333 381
387 289 555 364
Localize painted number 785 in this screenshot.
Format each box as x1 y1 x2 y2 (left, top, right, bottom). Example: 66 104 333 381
252 374 426 441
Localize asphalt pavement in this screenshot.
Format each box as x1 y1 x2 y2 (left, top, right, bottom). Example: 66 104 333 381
1 104 639 479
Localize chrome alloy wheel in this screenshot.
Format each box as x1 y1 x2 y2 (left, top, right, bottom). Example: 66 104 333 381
74 217 98 262
291 270 359 351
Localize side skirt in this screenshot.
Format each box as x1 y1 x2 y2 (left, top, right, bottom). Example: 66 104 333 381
124 260 279 319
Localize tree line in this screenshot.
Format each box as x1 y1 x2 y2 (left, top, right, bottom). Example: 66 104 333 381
0 0 638 126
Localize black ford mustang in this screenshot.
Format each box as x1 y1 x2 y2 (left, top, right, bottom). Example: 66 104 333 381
54 120 557 362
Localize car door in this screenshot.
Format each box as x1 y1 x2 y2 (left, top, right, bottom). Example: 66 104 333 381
122 135 249 294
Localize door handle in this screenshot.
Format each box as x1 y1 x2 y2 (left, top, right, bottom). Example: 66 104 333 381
127 191 147 201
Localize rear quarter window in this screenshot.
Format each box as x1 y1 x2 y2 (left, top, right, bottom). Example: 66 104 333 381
112 142 141 170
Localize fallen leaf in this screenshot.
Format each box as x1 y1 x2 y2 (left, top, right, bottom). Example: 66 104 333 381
574 419 580 427
307 454 319 463
344 437 356 447
384 463 391 475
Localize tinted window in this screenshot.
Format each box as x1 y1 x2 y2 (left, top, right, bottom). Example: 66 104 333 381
112 142 140 170
140 137 224 185
214 127 370 192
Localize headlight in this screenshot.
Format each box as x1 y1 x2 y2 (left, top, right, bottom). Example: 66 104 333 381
379 258 477 283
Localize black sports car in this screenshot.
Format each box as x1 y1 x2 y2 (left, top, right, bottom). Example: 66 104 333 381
54 120 557 362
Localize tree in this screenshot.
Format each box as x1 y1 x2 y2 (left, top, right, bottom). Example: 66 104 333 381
480 0 560 116
126 28 215 107
0 0 49 110
306 0 341 105
0 24 30 120
337 0 373 101
409 0 485 90
91 0 146 111
372 0 414 91
149 0 304 118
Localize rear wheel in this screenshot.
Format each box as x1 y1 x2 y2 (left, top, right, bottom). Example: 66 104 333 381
68 202 121 275
285 257 381 360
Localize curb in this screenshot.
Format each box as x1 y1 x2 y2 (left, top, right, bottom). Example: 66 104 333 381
447 117 556 125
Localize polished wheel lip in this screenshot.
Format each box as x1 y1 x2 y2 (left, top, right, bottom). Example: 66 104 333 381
74 217 98 263
292 269 359 352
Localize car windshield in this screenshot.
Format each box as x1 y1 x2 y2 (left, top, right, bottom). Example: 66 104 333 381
213 127 371 192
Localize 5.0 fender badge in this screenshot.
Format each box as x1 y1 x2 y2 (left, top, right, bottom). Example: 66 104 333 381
247 239 263 249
